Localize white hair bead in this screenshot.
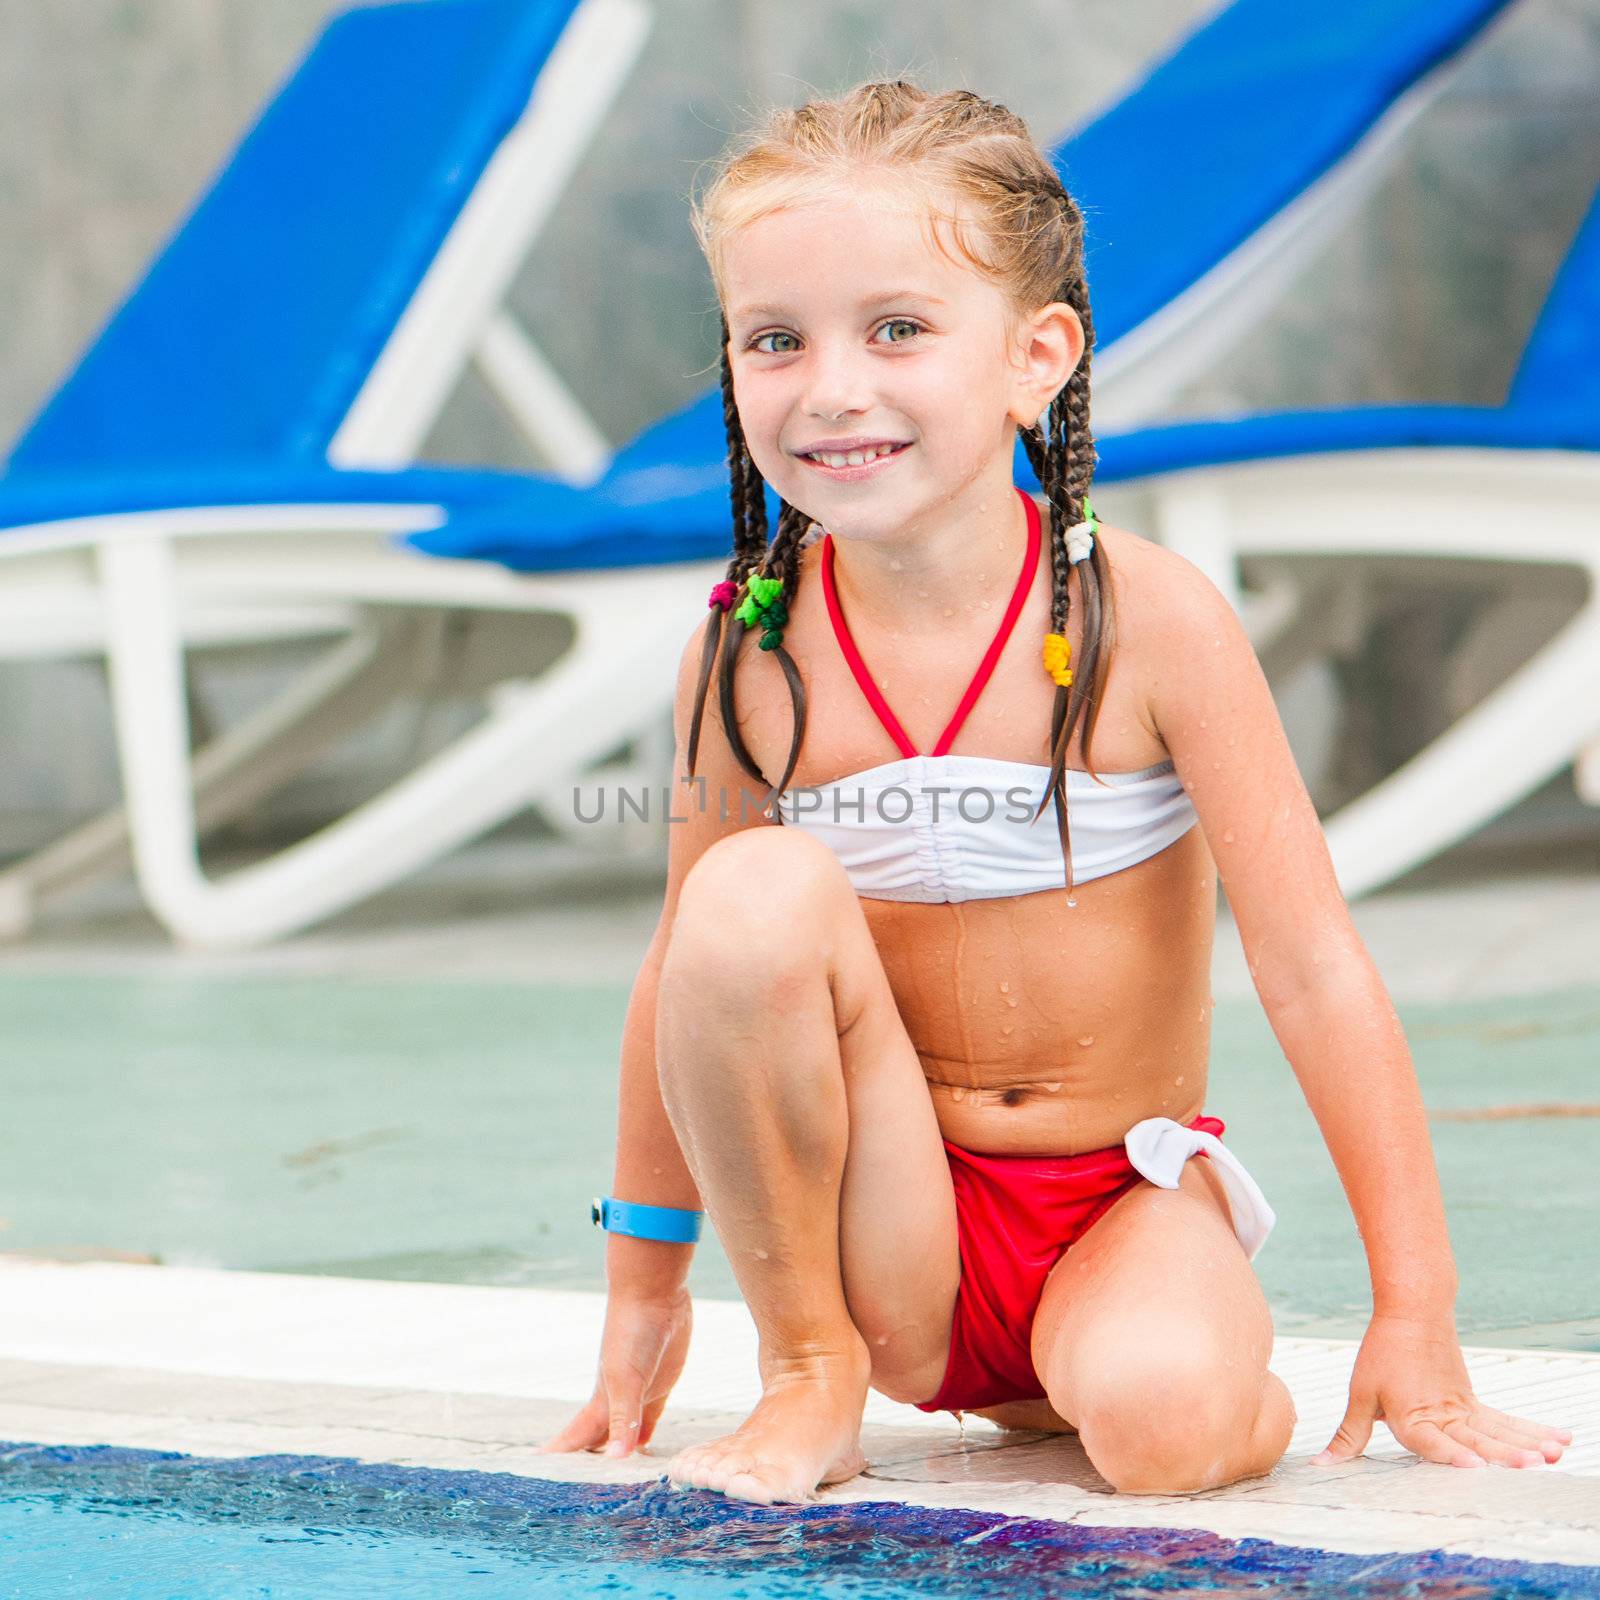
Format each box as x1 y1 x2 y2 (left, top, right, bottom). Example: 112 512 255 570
1065 522 1096 564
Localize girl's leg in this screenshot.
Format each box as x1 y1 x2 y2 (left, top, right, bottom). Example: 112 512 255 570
656 827 959 1504
1029 1155 1296 1494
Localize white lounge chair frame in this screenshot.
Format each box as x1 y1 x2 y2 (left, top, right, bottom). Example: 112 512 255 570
0 507 713 946
1132 449 1600 898
0 0 685 947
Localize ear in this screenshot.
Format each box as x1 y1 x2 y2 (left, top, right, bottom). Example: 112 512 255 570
1007 301 1085 430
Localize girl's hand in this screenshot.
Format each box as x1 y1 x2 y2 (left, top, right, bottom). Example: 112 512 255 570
543 1287 693 1459
1312 1311 1575 1468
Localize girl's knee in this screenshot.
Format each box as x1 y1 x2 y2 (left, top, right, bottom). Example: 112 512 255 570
668 831 849 989
1068 1348 1285 1494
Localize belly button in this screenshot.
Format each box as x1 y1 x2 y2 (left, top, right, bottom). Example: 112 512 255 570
1001 1088 1027 1107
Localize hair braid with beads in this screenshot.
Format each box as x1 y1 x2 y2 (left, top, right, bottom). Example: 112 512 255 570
686 81 1117 893
1018 190 1116 897
685 315 809 811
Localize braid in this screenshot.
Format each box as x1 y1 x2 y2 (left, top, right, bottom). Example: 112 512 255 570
716 502 809 804
688 320 810 820
686 318 778 780
1022 198 1117 900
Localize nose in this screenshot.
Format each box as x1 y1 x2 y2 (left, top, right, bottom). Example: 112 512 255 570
799 338 874 423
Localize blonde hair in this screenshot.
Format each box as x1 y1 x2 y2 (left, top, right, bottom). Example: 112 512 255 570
686 79 1115 896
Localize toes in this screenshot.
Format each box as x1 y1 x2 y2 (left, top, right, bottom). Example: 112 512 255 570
723 1467 810 1506
669 1438 753 1494
667 1445 717 1489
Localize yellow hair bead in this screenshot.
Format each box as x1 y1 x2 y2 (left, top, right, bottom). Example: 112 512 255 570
1042 632 1073 688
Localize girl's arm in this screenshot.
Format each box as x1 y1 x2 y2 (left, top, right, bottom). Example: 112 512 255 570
609 610 778 1265
546 612 775 1457
1134 533 1568 1468
1137 549 1456 1319
606 923 703 1301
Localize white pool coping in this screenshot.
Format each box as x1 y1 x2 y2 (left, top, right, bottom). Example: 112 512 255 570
1 1259 1596 1569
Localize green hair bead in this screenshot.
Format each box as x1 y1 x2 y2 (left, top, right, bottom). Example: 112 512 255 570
734 572 786 632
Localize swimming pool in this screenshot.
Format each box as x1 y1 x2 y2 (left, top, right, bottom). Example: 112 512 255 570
3 1442 1597 1598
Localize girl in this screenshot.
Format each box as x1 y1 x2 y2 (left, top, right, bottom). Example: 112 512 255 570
547 81 1572 1504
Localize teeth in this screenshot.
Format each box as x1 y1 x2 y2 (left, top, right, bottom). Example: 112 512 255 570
810 443 902 468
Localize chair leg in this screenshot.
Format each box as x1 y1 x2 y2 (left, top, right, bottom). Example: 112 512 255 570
0 613 436 937
96 532 707 948
1322 588 1600 898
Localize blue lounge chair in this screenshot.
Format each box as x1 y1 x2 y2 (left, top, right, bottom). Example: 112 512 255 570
419 0 1518 569
0 0 1512 945
1086 184 1600 898
0 0 670 948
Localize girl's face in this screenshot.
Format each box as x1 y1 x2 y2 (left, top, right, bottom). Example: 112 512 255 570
722 186 1074 543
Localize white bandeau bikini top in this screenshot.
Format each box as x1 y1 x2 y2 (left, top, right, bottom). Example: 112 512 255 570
774 486 1198 904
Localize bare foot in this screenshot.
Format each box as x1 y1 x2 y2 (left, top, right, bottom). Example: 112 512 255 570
973 1397 1078 1435
667 1348 870 1504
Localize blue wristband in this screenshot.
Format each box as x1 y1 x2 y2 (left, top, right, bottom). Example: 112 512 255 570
591 1196 704 1244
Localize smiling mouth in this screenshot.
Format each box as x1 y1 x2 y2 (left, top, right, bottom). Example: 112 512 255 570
798 442 912 470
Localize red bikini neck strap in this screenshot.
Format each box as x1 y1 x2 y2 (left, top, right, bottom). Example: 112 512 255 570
820 486 1041 760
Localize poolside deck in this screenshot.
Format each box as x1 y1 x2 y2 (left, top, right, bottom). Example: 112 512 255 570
1 1258 1596 1565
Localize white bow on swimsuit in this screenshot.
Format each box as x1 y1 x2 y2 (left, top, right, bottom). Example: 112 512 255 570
1123 1116 1277 1261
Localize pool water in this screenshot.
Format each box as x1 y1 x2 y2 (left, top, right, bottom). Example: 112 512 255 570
3 1443 1597 1599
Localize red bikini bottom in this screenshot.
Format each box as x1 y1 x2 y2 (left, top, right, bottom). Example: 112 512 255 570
915 1111 1226 1414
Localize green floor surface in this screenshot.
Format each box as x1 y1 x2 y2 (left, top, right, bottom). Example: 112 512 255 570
1 973 1594 1348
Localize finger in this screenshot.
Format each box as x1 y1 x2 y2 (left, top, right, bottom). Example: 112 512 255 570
1450 1420 1548 1469
1469 1405 1572 1456
1481 1405 1574 1447
543 1396 609 1455
1394 1417 1485 1469
1312 1396 1376 1465
604 1380 647 1459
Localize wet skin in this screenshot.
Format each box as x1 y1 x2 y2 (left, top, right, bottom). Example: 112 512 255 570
743 512 1219 1160
655 511 1283 1501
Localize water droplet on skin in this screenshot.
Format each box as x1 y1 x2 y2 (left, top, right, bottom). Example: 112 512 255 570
1066 897 1077 907
1223 829 1235 843
754 1248 769 1260
1001 1024 1015 1035
1042 1082 1062 1093
1175 1075 1185 1086
999 981 1011 993
875 1335 889 1346
943 608 955 618
950 1086 967 1102
1077 1035 1095 1047
1006 996 1019 1008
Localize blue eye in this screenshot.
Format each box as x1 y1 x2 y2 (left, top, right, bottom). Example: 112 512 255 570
874 318 924 344
749 331 799 354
